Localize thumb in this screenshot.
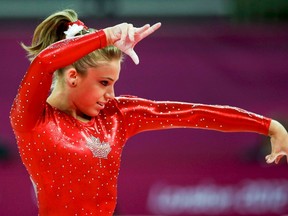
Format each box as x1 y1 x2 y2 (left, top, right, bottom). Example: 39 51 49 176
265 154 276 164
126 49 139 65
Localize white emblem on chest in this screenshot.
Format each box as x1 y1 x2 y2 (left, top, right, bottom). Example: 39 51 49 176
85 136 111 159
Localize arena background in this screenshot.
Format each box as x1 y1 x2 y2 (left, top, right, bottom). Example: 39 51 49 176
1 0 288 215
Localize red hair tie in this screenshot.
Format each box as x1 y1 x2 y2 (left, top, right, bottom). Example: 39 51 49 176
64 20 89 38
67 20 89 30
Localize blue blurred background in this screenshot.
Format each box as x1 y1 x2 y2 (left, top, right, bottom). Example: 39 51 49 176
1 0 288 215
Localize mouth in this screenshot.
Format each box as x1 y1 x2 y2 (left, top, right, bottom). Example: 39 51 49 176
96 102 106 108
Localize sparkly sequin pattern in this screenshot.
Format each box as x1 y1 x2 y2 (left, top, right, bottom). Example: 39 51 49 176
10 29 271 215
86 136 111 159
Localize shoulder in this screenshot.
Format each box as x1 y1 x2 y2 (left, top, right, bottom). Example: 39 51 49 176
105 95 139 110
115 95 155 103
104 95 166 114
114 95 140 103
113 95 156 107
103 95 146 112
110 95 163 112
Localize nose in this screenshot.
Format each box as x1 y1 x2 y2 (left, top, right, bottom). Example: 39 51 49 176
104 87 115 100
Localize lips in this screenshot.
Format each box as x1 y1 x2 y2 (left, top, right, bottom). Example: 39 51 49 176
96 102 106 109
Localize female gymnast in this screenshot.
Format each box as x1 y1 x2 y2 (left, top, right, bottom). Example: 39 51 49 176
10 9 288 215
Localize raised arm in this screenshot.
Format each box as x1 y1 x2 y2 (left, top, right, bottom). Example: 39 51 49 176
10 22 161 132
10 30 108 132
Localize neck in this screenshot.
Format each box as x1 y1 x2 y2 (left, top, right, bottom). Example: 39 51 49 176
47 89 69 112
47 85 74 114
47 88 91 123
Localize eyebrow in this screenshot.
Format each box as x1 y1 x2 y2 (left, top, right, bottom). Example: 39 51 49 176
101 77 115 82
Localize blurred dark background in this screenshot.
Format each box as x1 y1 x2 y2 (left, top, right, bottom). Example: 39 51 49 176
1 0 288 215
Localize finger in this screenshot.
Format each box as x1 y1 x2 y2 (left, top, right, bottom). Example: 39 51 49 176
137 22 161 40
128 24 135 42
134 24 150 35
265 154 275 164
120 24 128 42
126 49 139 65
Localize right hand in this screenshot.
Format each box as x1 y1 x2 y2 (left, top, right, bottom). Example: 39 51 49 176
104 22 161 65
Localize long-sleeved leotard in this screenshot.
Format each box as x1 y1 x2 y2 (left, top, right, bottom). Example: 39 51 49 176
10 30 271 215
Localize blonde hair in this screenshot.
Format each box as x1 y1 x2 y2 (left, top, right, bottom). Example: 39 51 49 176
22 9 123 77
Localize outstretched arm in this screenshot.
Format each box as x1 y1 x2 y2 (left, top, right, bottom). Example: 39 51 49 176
116 96 271 136
115 96 288 165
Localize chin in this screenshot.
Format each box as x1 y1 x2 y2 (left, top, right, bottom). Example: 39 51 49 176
90 110 100 117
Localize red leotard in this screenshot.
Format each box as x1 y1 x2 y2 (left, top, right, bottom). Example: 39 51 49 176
10 30 271 215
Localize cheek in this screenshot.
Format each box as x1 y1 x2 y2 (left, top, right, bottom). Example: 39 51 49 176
76 86 102 103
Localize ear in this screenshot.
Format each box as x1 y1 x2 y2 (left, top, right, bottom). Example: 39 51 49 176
65 67 79 87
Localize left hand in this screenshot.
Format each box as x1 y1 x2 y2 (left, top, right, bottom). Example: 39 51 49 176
265 120 288 164
104 22 161 64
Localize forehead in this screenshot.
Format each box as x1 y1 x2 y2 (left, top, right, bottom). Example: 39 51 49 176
86 60 121 80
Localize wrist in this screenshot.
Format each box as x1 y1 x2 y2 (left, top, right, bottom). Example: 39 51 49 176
94 29 107 48
103 28 113 45
269 120 287 137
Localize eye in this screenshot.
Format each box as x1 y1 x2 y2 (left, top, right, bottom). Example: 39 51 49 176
100 81 109 86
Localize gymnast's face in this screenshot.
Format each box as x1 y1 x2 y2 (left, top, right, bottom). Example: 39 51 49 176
69 59 120 118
